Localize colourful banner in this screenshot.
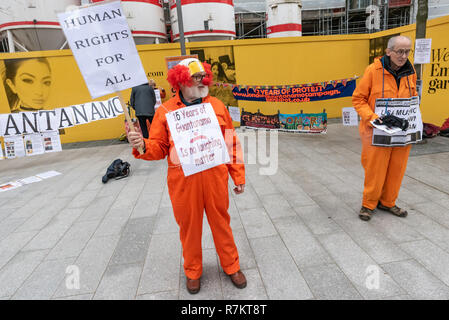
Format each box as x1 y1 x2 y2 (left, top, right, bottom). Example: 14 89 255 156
240 110 327 133
279 112 327 133
230 79 356 103
240 110 280 129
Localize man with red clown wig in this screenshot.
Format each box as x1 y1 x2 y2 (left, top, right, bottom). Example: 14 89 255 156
128 58 247 294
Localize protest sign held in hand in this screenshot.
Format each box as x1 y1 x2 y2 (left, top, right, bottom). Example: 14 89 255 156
58 0 148 98
58 0 146 154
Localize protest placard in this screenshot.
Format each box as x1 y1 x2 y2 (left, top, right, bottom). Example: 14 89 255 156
57 0 147 98
58 0 145 153
372 96 423 146
165 103 230 177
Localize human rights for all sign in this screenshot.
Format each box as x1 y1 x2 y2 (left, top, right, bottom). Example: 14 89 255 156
372 96 423 146
165 103 230 177
58 1 148 98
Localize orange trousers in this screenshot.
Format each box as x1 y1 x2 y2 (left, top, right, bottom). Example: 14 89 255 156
361 136 411 210
167 164 240 280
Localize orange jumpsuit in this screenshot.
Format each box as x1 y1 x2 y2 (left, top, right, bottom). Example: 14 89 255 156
352 57 418 210
132 93 245 280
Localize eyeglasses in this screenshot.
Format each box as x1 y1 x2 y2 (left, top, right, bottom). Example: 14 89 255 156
391 49 411 56
192 74 206 82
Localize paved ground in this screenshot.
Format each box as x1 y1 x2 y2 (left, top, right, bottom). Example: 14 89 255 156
1 122 449 300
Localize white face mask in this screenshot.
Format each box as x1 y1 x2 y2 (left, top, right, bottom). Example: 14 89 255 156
181 83 209 101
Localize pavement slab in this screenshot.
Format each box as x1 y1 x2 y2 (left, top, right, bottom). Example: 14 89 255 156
1 124 448 299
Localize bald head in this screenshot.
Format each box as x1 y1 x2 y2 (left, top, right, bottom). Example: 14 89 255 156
386 36 412 70
387 36 412 50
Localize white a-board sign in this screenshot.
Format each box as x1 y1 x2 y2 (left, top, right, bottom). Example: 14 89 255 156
58 0 148 98
165 103 231 177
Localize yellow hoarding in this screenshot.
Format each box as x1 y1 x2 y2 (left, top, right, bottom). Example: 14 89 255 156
1 15 448 144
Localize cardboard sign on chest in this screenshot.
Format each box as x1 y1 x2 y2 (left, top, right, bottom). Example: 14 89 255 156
165 103 230 176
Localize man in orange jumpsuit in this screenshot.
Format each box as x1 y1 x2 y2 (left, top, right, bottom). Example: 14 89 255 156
352 35 418 221
128 58 247 294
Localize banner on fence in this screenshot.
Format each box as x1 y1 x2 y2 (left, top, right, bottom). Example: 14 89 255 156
230 78 357 103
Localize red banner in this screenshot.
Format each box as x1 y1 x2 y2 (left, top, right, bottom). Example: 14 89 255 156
389 0 412 8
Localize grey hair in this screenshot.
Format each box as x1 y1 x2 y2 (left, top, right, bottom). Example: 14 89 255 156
387 35 412 49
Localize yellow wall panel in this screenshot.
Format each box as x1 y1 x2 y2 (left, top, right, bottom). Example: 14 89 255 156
1 16 448 144
232 36 369 117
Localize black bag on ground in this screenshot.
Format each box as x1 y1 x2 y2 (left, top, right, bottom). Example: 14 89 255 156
102 159 130 183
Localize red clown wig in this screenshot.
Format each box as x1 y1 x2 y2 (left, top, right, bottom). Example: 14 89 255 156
167 58 213 92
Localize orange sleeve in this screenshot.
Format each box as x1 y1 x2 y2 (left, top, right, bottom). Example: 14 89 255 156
221 104 245 186
352 65 379 123
132 107 170 161
413 74 419 97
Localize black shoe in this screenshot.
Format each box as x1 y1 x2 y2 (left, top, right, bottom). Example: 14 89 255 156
359 206 374 221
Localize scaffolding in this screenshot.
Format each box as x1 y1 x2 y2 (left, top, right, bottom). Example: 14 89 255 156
235 10 266 39
234 0 414 39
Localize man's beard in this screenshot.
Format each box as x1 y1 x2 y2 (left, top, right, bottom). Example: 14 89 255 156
183 85 209 100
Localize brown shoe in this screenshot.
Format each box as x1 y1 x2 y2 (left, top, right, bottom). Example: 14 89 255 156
377 203 408 217
186 277 200 294
359 206 374 221
229 270 247 289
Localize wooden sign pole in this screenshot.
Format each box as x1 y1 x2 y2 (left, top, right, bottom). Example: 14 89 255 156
117 91 144 155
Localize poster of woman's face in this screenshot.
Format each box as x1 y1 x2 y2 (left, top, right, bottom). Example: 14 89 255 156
2 57 52 113
190 46 238 107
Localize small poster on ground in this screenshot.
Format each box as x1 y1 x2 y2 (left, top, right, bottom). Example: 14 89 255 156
342 107 359 126
42 131 62 153
24 134 45 156
4 136 26 159
0 142 4 160
0 181 22 192
18 176 43 185
36 170 62 179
